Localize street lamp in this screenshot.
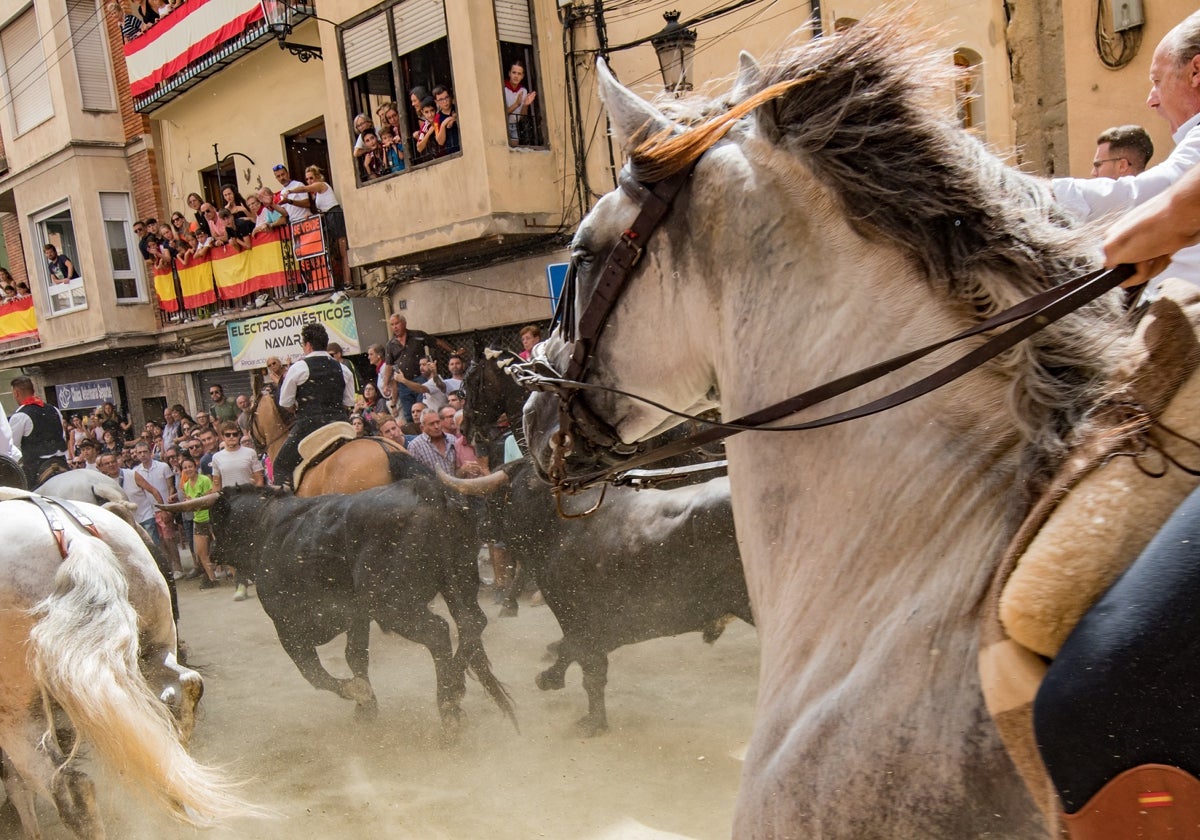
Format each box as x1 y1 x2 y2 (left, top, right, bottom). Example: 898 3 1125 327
650 11 697 95
259 0 323 62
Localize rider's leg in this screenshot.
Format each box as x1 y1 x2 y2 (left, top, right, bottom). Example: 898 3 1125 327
1034 484 1200 836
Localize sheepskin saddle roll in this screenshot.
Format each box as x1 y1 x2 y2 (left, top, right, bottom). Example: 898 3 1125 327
981 277 1200 827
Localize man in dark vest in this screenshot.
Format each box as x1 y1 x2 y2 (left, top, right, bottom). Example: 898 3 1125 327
273 322 354 487
9 376 68 487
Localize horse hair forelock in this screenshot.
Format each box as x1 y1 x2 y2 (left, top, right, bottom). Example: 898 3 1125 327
630 17 1130 492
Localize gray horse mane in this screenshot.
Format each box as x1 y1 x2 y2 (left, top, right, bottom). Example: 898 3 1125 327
629 18 1131 493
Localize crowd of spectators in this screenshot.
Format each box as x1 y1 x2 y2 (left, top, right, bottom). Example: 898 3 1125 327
107 0 185 43
1 264 32 301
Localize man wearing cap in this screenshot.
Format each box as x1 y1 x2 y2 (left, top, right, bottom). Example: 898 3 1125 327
274 322 355 487
272 164 313 224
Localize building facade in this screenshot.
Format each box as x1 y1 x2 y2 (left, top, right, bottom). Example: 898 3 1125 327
0 0 1192 427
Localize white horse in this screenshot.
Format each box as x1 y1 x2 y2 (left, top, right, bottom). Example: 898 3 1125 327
0 489 253 838
522 21 1137 839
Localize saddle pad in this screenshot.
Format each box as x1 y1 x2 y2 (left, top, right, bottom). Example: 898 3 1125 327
297 422 356 461
980 278 1200 828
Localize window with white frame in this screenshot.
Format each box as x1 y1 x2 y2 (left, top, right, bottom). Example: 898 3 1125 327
100 192 143 302
341 0 454 183
34 204 87 315
0 7 55 136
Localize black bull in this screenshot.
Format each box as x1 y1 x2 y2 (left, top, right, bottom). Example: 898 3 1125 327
446 459 752 736
168 476 516 735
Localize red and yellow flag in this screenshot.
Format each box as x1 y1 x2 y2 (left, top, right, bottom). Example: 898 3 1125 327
0 296 37 342
153 264 179 312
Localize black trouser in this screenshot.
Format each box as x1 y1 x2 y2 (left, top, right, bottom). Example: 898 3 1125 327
1034 484 1200 812
272 416 334 487
24 455 67 490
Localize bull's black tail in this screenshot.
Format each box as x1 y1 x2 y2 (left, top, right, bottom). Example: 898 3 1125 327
459 634 518 732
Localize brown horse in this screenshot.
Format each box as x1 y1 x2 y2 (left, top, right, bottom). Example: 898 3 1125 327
248 390 408 496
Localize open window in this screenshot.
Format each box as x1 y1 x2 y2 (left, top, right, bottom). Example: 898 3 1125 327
341 0 455 183
495 0 545 147
33 203 87 316
100 192 145 303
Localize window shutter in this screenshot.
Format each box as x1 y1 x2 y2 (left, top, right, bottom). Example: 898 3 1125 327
342 13 391 78
392 0 447 56
1 8 54 135
99 192 129 220
68 0 114 111
494 0 532 44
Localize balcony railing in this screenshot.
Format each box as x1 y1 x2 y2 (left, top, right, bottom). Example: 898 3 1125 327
151 218 346 326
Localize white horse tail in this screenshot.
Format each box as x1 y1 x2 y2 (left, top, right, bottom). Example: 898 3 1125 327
28 532 257 826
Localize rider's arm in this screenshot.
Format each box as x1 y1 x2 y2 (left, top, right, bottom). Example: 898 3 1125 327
1105 162 1200 286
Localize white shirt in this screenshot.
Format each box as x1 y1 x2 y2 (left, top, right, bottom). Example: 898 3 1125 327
212 446 263 487
1052 112 1200 287
277 350 356 410
0 402 19 462
128 459 173 521
275 179 314 223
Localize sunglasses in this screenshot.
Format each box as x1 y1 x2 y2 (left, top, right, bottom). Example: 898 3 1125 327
223 432 240 438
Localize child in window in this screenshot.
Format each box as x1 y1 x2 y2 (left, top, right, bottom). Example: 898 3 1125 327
413 97 441 164
361 129 388 180
380 126 406 174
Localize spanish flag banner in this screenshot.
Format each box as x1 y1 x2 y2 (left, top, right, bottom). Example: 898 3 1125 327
0 296 37 342
211 229 287 300
153 264 180 312
177 257 216 308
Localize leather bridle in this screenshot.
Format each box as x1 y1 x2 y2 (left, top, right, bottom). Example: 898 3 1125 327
513 161 1136 496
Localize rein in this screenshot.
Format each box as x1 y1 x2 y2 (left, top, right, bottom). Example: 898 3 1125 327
517 164 1136 495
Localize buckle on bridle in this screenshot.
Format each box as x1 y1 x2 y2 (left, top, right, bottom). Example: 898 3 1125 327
619 229 643 268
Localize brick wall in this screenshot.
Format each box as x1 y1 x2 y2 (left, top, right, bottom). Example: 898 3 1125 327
104 5 162 221
2 212 28 287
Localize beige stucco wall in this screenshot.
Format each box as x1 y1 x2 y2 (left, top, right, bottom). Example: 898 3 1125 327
1058 2 1193 178
151 27 325 212
11 149 157 347
320 0 566 267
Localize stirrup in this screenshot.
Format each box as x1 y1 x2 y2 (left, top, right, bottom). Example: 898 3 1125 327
1063 764 1200 839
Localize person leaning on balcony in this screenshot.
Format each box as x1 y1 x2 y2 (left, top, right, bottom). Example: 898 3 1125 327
134 0 157 26
187 193 210 237
351 114 374 164
272 164 313 223
106 1 142 41
252 190 288 233
283 165 350 290
219 209 254 251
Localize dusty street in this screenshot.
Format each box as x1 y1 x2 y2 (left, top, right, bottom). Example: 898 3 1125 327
13 576 759 839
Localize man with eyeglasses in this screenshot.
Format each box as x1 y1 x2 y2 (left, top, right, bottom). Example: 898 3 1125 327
1052 10 1200 291
1091 125 1154 179
208 384 238 423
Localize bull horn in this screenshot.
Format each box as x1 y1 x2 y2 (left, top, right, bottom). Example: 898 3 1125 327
437 469 510 497
157 493 219 513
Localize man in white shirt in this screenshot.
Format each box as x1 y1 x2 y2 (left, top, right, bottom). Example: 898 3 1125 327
128 442 175 544
211 420 264 491
272 164 313 224
1052 10 1200 289
275 322 355 487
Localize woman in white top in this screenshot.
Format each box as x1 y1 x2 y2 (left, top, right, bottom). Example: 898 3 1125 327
281 165 348 289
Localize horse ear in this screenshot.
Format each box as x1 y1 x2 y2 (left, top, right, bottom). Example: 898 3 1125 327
596 57 672 149
730 51 761 102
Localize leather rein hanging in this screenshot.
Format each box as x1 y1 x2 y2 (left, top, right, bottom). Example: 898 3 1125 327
519 161 1137 495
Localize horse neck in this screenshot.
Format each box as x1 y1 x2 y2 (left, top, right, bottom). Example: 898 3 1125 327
255 398 290 461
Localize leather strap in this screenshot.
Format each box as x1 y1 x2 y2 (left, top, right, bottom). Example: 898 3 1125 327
23 494 100 558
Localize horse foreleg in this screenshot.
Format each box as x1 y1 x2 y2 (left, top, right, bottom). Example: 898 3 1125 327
276 636 375 715
1 749 40 839
343 616 377 722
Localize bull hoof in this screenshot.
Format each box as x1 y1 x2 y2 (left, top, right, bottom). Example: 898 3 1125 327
353 698 380 723
574 716 609 738
439 704 464 746
535 669 565 691
498 604 519 618
339 676 376 707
